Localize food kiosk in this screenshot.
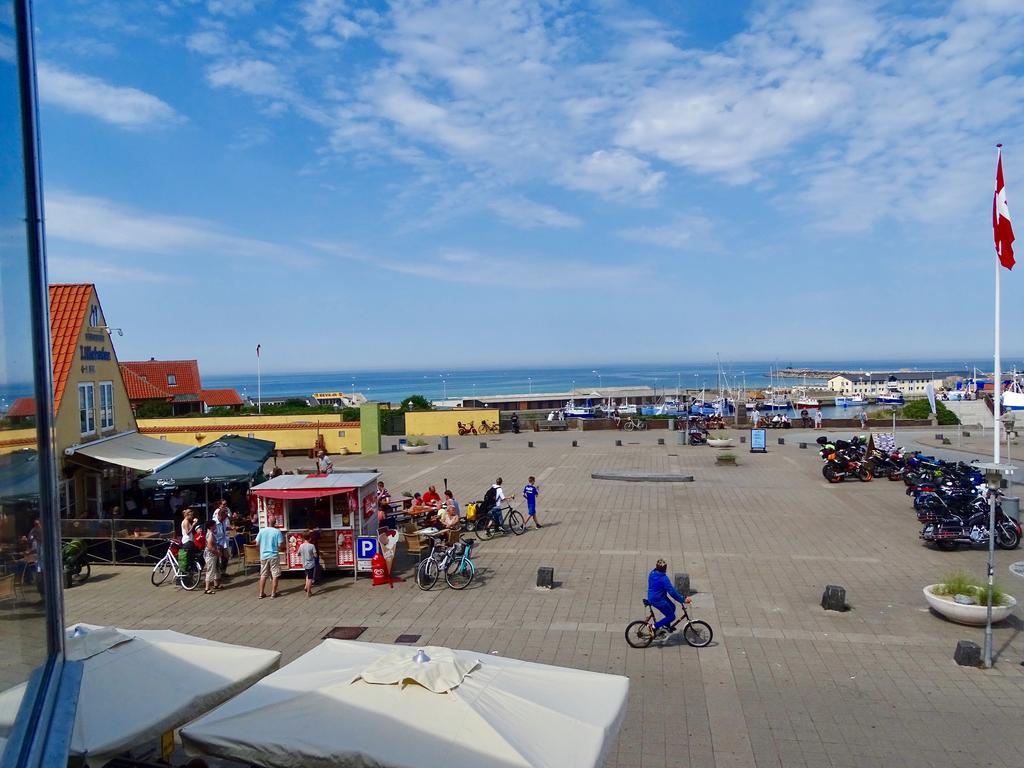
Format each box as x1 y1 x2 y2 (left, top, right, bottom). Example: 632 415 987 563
249 472 381 578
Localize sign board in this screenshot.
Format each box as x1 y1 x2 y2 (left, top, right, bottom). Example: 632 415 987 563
336 527 354 568
1010 561 1024 579
357 536 377 573
286 531 306 570
750 428 767 453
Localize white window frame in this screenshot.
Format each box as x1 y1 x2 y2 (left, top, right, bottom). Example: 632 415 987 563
78 382 95 436
99 381 114 430
167 374 177 387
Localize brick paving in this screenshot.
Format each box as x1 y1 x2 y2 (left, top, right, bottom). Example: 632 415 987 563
64 429 1024 768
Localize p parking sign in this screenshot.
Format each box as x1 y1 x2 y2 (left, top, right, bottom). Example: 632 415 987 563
357 536 377 573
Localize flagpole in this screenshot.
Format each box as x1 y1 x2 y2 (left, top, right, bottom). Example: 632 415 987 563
257 344 262 415
985 144 1006 668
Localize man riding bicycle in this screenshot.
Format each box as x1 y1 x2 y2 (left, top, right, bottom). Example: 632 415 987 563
482 477 508 530
648 558 690 640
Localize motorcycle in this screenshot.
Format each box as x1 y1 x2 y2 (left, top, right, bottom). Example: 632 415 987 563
457 421 477 436
865 448 906 480
688 427 708 446
822 450 872 482
920 502 1021 550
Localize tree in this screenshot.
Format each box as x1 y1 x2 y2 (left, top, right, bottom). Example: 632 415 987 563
401 395 432 411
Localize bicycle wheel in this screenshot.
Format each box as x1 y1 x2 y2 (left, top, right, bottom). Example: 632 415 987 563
417 558 439 590
477 518 495 541
682 620 713 648
625 619 655 648
151 558 171 586
638 420 648 430
508 510 526 535
71 562 91 586
180 561 202 591
624 421 635 432
445 558 475 589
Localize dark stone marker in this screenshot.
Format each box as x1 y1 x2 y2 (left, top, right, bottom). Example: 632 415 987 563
615 439 622 446
537 567 554 588
391 444 398 452
395 634 421 645
942 438 952 445
799 442 807 449
528 441 534 448
821 585 847 611
935 433 943 440
571 440 578 447
778 437 785 445
954 639 981 667
740 436 747 443
479 441 487 449
657 438 665 445
964 430 971 437
674 572 690 595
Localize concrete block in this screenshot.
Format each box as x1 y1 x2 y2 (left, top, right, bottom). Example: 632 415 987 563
528 441 534 448
740 436 746 443
479 441 487 449
537 567 554 589
799 442 807 449
615 439 622 446
674 572 690 595
935 433 943 440
391 444 398 452
954 640 981 667
821 584 847 611
571 440 578 447
942 438 952 445
778 437 785 445
657 438 665 445
963 430 971 437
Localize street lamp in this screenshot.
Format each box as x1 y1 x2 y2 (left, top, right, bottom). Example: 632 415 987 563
439 374 448 401
528 376 532 394
592 370 602 389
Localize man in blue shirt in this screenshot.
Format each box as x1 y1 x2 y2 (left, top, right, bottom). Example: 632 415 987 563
522 476 541 528
648 558 690 640
256 523 284 599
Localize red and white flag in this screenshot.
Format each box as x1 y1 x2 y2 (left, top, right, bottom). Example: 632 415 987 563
995 145 1015 270
256 344 261 358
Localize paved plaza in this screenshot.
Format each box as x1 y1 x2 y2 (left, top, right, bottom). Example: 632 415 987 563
65 429 1024 768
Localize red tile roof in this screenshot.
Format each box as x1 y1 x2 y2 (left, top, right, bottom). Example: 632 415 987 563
201 388 245 407
6 397 36 418
119 365 172 401
138 421 359 434
121 359 202 397
49 284 95 413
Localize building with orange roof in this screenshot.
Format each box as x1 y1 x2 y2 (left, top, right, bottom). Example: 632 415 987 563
119 359 244 414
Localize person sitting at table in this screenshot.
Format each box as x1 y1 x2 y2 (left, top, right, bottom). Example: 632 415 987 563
422 485 442 508
411 492 425 509
377 480 391 507
438 495 461 542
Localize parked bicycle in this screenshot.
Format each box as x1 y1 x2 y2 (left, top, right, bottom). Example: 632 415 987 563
625 598 713 648
477 502 526 540
416 533 476 590
478 419 500 434
151 539 203 590
621 417 647 432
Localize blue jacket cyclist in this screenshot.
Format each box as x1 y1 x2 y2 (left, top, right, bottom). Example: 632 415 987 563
647 558 690 639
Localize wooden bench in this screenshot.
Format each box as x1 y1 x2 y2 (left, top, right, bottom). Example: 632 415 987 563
536 420 569 432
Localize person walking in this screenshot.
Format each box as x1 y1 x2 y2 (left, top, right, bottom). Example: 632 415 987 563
859 410 868 430
523 476 541 528
316 450 333 474
203 520 221 594
213 499 232 576
298 530 317 598
814 409 823 429
751 407 761 428
256 522 284 599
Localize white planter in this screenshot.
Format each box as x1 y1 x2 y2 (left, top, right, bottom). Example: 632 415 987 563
708 439 734 448
401 444 430 454
923 584 1017 625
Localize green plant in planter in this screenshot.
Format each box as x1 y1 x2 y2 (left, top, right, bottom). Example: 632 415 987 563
934 571 1009 606
406 437 427 447
711 431 731 440
716 452 737 465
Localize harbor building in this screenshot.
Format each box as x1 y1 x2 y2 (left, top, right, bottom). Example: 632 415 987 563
826 371 962 398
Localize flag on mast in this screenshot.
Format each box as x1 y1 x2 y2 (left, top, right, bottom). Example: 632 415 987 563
256 344 261 357
994 145 1015 270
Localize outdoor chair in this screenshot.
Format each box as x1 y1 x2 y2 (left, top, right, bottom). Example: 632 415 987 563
242 544 261 575
0 574 17 607
401 531 430 560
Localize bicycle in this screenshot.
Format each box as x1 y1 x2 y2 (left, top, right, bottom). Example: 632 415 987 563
417 534 476 590
621 417 647 432
625 598 713 648
478 419 500 434
150 540 203 591
477 502 526 540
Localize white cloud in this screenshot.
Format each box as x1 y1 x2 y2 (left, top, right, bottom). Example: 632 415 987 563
37 63 183 128
48 256 178 284
187 29 228 55
488 197 582 229
564 150 665 199
618 215 716 250
207 0 257 17
45 190 312 264
206 58 289 99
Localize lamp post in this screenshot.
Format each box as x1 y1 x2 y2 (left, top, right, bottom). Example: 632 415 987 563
528 376 532 394
592 370 602 389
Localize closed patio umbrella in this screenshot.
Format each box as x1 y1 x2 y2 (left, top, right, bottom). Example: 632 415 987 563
0 624 280 767
181 640 629 768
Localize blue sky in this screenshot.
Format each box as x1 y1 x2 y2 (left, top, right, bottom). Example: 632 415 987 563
29 0 1024 374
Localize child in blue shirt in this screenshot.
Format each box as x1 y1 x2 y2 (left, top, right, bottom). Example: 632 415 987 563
523 476 541 528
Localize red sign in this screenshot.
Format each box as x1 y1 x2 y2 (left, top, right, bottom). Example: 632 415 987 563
336 527 354 568
286 531 306 570
362 491 378 520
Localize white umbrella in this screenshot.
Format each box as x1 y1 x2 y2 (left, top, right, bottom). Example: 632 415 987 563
181 640 629 768
0 624 280 767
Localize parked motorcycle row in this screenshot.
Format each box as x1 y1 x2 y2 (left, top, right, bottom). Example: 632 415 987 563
816 435 1023 551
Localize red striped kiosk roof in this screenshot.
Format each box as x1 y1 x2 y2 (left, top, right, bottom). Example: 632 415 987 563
250 472 380 500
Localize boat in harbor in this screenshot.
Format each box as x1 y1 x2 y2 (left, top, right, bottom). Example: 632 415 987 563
835 394 867 407
792 386 819 410
876 383 905 405
563 399 599 418
1003 372 1024 410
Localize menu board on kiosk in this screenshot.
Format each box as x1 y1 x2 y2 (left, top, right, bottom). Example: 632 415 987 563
286 530 306 570
336 527 355 568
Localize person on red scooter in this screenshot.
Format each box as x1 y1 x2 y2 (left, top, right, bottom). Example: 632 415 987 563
647 558 690 640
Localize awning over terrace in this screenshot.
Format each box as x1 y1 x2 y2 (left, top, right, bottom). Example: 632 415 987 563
65 431 193 472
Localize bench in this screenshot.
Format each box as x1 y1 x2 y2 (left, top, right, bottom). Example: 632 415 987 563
536 420 569 431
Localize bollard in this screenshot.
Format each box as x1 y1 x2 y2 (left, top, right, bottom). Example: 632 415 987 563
440 435 449 451
740 435 746 443
674 572 690 596
528 441 534 448
799 442 807 449
935 433 943 440
615 439 622 447
778 437 785 445
571 440 578 447
479 441 487 449
537 567 554 589
963 430 971 437
954 640 981 667
391 444 398 452
657 438 665 445
820 585 847 612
